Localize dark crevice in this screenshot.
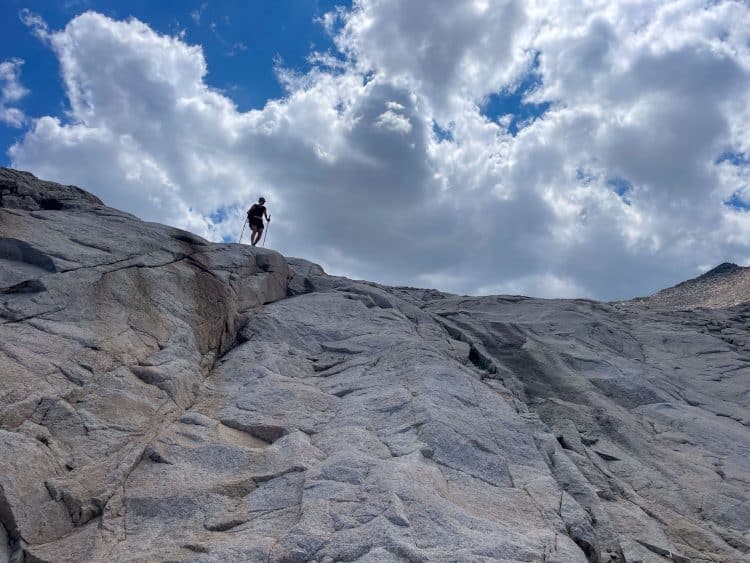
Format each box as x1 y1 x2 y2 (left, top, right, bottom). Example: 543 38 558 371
204 516 247 532
219 418 287 444
171 232 208 246
39 198 63 210
333 387 364 398
435 317 498 374
636 540 690 562
595 451 620 462
129 366 183 409
468 344 498 374
0 485 22 548
147 449 174 465
183 543 210 554
0 183 19 207
0 279 46 295
451 393 477 409
570 532 599 562
252 466 305 484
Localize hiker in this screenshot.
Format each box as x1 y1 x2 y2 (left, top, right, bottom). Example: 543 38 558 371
247 197 270 246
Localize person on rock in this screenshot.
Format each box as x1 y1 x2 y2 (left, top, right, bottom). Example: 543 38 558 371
247 197 270 246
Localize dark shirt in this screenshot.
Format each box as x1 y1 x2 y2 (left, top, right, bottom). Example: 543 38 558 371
249 204 266 219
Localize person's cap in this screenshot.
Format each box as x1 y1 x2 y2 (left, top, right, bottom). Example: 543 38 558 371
259 197 266 203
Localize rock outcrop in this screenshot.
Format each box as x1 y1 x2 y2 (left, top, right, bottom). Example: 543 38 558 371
1 167 748 562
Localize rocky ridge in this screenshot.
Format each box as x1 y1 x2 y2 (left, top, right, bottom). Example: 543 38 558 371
1 167 748 562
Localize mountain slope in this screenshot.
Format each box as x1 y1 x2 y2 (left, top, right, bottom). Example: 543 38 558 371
1 168 748 562
636 262 750 309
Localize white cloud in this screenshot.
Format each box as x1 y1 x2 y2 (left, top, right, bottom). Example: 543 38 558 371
334 0 533 118
190 3 207 25
19 8 50 39
8 2 750 300
0 58 29 127
375 109 412 134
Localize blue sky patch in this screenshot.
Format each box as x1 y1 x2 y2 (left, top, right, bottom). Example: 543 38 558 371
432 121 454 142
715 150 749 166
209 205 231 224
607 177 633 205
725 190 750 211
0 0 347 165
481 55 551 136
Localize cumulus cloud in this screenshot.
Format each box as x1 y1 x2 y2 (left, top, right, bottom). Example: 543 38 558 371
8 2 750 299
333 0 532 117
0 59 29 127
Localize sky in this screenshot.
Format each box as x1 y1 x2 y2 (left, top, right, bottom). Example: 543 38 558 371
1 0 750 301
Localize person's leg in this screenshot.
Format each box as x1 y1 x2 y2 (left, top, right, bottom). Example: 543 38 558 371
250 225 258 246
253 227 264 246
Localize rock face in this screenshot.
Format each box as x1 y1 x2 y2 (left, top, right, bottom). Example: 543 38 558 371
0 167 748 563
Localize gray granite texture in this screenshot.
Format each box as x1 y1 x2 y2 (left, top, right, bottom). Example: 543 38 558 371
1 168 748 562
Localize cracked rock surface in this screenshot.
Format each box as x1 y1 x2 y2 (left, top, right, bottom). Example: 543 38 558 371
1 167 749 562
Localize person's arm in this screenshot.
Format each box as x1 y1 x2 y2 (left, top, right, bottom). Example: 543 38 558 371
265 209 271 221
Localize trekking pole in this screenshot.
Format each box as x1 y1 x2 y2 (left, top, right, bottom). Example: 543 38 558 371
238 218 247 243
262 216 270 247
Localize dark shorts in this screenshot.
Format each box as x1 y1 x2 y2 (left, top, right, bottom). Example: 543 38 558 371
249 217 264 230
